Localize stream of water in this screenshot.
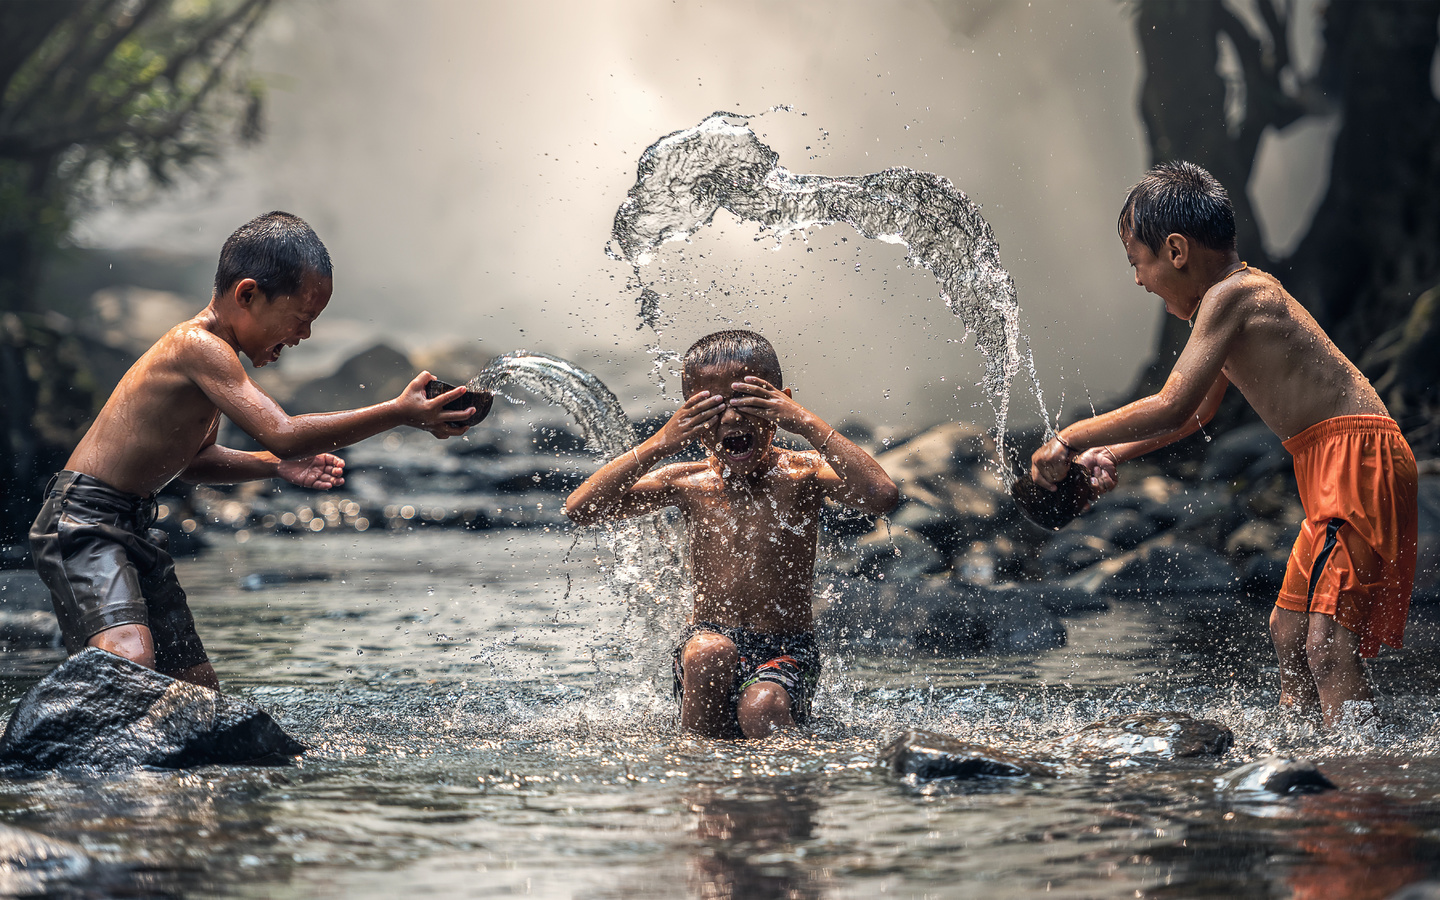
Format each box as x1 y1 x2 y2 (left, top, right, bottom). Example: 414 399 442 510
1 528 1438 898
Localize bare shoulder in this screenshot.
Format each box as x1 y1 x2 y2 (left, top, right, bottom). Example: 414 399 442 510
164 319 240 366
649 459 718 489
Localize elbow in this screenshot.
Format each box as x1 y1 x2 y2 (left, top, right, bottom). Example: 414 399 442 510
564 493 597 527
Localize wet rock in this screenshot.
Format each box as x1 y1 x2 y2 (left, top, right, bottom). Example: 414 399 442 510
1064 534 1239 596
0 822 90 891
988 581 1109 616
0 568 52 612
1241 553 1289 595
0 648 306 772
818 576 1067 655
1084 507 1160 551
1216 756 1336 796
0 611 62 650
287 343 414 415
1039 533 1114 577
878 423 1010 543
880 729 1038 781
853 526 947 582
239 571 332 591
1058 711 1234 759
1224 519 1292 561
1199 423 1288 483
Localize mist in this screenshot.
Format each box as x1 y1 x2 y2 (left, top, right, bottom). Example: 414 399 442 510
72 0 1337 431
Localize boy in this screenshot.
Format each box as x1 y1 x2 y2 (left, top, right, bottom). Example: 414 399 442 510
29 211 479 690
1031 162 1418 727
566 330 898 738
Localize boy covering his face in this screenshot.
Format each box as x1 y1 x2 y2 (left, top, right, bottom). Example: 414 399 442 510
566 330 898 738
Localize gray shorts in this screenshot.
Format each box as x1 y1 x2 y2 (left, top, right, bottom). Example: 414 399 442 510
28 471 209 673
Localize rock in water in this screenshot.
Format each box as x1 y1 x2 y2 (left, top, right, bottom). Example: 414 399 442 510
0 648 306 771
880 729 1038 781
1059 711 1234 760
0 823 90 893
1216 756 1337 796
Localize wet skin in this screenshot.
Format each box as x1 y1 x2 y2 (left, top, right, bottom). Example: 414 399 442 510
63 270 477 687
566 359 898 736
1030 228 1392 727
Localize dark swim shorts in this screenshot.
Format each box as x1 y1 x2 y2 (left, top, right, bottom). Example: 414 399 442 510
671 622 821 727
29 471 209 673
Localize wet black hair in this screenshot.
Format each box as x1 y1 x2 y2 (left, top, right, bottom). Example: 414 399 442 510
213 211 332 299
1117 161 1236 255
682 329 783 392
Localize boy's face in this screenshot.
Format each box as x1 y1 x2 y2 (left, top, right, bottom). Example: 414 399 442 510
1122 230 1196 321
235 270 333 367
684 361 782 475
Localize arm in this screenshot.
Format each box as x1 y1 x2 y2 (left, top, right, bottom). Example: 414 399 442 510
1032 289 1240 488
186 331 475 458
728 376 899 514
565 390 727 526
179 416 346 488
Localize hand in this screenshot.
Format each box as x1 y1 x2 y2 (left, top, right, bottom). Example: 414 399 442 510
726 376 807 432
398 371 474 439
1075 446 1118 495
650 390 727 457
279 453 346 489
1029 437 1073 491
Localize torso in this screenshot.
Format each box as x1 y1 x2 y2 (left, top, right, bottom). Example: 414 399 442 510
669 449 826 633
65 322 224 496
1213 269 1388 440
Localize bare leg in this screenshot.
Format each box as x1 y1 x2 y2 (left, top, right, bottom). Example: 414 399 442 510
1304 612 1374 727
736 682 796 739
87 624 219 689
680 633 739 738
1269 606 1320 715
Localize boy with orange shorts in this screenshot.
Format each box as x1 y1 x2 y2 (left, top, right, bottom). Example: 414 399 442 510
1031 162 1417 727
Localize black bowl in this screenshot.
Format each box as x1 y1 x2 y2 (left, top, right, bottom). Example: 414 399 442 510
425 379 493 427
1011 462 1096 531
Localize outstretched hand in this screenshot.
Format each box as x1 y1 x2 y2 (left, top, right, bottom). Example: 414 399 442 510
279 453 346 490
726 376 806 431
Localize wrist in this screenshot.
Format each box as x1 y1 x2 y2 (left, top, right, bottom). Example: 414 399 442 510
1055 432 1081 457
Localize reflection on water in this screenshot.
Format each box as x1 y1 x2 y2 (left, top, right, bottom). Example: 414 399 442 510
0 529 1438 898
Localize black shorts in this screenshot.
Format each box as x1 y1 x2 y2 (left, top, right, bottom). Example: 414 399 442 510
671 622 821 727
29 471 209 673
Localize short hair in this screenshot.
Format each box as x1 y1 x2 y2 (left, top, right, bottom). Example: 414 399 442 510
214 211 332 299
1117 161 1236 254
682 330 783 392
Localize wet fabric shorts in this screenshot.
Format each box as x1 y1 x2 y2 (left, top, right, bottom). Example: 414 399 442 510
1276 415 1418 657
28 471 209 673
672 622 821 727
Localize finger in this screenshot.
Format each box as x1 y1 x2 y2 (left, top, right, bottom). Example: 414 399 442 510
741 376 778 391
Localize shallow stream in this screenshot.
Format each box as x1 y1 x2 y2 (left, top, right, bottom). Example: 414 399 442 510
2 528 1439 898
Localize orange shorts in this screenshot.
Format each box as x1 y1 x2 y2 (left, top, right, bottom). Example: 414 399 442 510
1276 415 1418 657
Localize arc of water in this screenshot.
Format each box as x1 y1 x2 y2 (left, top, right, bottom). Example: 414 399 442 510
471 351 686 613
608 111 1051 481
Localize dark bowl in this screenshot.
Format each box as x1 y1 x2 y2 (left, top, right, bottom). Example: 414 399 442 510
1011 462 1096 531
425 379 493 427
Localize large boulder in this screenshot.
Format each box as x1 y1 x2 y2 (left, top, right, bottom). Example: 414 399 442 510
880 729 1042 781
1039 533 1114 578
1216 756 1336 796
0 648 306 771
1199 423 1289 483
1057 711 1234 760
1064 534 1239 596
851 525 947 582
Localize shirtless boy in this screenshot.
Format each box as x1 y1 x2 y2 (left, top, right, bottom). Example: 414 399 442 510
565 330 898 738
1031 162 1418 727
29 211 478 689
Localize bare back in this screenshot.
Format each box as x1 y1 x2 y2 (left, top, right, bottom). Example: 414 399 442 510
663 450 828 633
1194 269 1386 440
67 319 234 496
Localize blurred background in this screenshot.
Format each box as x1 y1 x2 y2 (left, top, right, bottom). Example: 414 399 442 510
2 0 1438 546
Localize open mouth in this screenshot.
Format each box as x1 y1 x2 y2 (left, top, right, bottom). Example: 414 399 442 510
719 431 756 460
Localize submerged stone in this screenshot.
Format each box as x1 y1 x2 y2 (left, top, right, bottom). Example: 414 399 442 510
1216 756 1336 796
880 729 1038 781
0 648 306 772
1059 711 1234 759
0 823 90 891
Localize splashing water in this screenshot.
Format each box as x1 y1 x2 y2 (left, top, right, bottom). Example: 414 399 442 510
608 110 1051 479
470 351 687 646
